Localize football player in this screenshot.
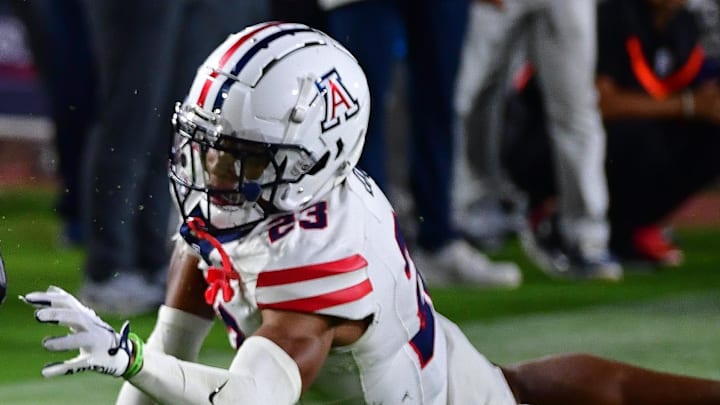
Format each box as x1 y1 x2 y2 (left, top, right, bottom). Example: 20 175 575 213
23 22 720 405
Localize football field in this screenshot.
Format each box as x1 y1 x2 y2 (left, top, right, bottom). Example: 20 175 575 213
1 188 719 404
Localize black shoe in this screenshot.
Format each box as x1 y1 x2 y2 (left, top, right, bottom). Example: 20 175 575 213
521 214 622 281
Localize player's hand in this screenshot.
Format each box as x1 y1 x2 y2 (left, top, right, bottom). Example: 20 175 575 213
21 286 138 378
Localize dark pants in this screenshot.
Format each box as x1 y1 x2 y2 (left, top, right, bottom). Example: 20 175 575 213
271 0 328 31
327 0 469 250
503 79 720 256
605 119 720 254
11 0 96 232
81 0 269 281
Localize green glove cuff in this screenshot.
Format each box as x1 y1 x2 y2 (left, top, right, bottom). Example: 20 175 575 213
123 333 144 379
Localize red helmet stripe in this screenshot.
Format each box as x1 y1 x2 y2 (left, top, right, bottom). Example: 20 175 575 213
197 21 282 108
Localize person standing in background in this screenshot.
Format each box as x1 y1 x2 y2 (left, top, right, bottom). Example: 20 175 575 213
78 0 270 316
319 0 522 288
478 0 720 268
10 0 97 247
597 0 720 266
454 0 621 281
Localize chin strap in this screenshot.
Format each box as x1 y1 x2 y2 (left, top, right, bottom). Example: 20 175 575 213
186 217 241 305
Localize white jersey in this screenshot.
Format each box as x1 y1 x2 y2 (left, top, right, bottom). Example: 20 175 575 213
179 169 516 404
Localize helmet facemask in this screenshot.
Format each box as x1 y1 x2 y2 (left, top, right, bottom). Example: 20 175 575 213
169 103 317 232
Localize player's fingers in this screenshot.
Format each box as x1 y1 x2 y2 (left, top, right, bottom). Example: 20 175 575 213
35 307 88 330
44 286 84 309
41 356 87 378
41 361 71 378
42 331 93 352
21 291 54 308
22 287 77 307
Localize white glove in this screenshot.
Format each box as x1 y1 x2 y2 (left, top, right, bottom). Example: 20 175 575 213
21 285 143 378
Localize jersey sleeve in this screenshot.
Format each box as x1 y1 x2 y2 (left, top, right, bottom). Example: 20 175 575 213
254 183 377 320
254 253 375 320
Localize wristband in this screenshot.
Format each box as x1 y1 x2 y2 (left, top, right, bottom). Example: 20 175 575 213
123 333 145 379
681 90 694 118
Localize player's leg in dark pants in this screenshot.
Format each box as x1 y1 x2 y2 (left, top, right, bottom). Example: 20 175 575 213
402 0 468 250
11 0 96 245
326 0 404 191
605 119 720 256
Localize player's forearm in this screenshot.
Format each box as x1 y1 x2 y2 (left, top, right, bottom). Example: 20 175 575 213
127 336 302 405
127 350 239 405
598 86 685 120
116 305 214 405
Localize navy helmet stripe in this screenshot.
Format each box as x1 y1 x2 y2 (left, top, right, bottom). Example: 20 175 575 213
211 28 315 111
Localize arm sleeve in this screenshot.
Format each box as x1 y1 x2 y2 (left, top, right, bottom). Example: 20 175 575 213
116 305 214 405
126 336 302 405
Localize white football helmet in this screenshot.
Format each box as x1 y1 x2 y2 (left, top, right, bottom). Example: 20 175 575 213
169 22 370 232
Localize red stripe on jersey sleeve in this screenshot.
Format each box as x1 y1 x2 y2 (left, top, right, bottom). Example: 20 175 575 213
257 279 373 312
256 254 368 287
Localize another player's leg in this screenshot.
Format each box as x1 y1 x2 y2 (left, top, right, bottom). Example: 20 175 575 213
501 353 720 405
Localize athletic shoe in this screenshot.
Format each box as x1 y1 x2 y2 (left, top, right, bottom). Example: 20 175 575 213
521 214 622 282
78 271 164 317
413 239 522 288
455 195 528 252
631 226 684 267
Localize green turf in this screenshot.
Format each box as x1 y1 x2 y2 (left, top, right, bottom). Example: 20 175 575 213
1 187 719 403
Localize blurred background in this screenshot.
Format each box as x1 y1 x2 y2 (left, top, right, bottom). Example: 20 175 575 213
1 0 718 237
0 2 53 186
0 0 719 403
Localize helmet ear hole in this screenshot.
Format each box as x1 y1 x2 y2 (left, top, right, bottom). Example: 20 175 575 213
307 152 330 175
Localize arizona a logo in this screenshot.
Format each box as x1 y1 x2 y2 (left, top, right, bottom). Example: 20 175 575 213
316 69 360 133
